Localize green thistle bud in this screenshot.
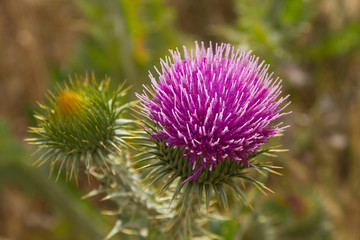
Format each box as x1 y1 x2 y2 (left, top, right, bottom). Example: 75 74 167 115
27 74 136 181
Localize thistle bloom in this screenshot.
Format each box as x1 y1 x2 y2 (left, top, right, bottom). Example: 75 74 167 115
138 42 290 182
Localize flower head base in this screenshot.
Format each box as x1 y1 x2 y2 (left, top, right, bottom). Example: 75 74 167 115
27 74 135 180
138 42 290 182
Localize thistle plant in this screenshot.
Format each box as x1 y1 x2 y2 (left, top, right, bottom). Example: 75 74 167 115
27 74 135 181
136 42 291 213
26 42 291 240
26 75 153 238
27 74 206 239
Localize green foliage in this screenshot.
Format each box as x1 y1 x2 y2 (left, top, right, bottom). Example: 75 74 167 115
0 120 107 240
205 190 332 240
306 23 360 58
65 0 179 91
0 120 27 164
215 0 317 63
262 191 333 240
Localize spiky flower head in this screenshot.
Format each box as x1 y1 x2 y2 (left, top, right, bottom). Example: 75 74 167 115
27 74 135 180
137 42 290 210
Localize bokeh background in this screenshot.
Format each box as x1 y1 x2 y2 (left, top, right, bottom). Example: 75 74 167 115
0 0 359 239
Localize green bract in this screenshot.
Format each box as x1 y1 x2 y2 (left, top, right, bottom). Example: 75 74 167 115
136 116 286 213
27 74 136 181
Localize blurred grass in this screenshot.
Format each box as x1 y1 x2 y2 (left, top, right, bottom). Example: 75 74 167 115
0 120 111 239
0 0 359 239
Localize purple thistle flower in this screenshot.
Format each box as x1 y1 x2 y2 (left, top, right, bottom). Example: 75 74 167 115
137 42 290 181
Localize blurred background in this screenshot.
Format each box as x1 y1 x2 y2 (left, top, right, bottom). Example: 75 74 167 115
0 0 359 239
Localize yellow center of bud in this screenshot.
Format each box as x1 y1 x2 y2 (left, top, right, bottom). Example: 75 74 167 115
58 90 83 117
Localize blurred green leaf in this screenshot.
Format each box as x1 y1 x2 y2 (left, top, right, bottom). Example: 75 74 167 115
306 23 360 58
0 120 109 240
